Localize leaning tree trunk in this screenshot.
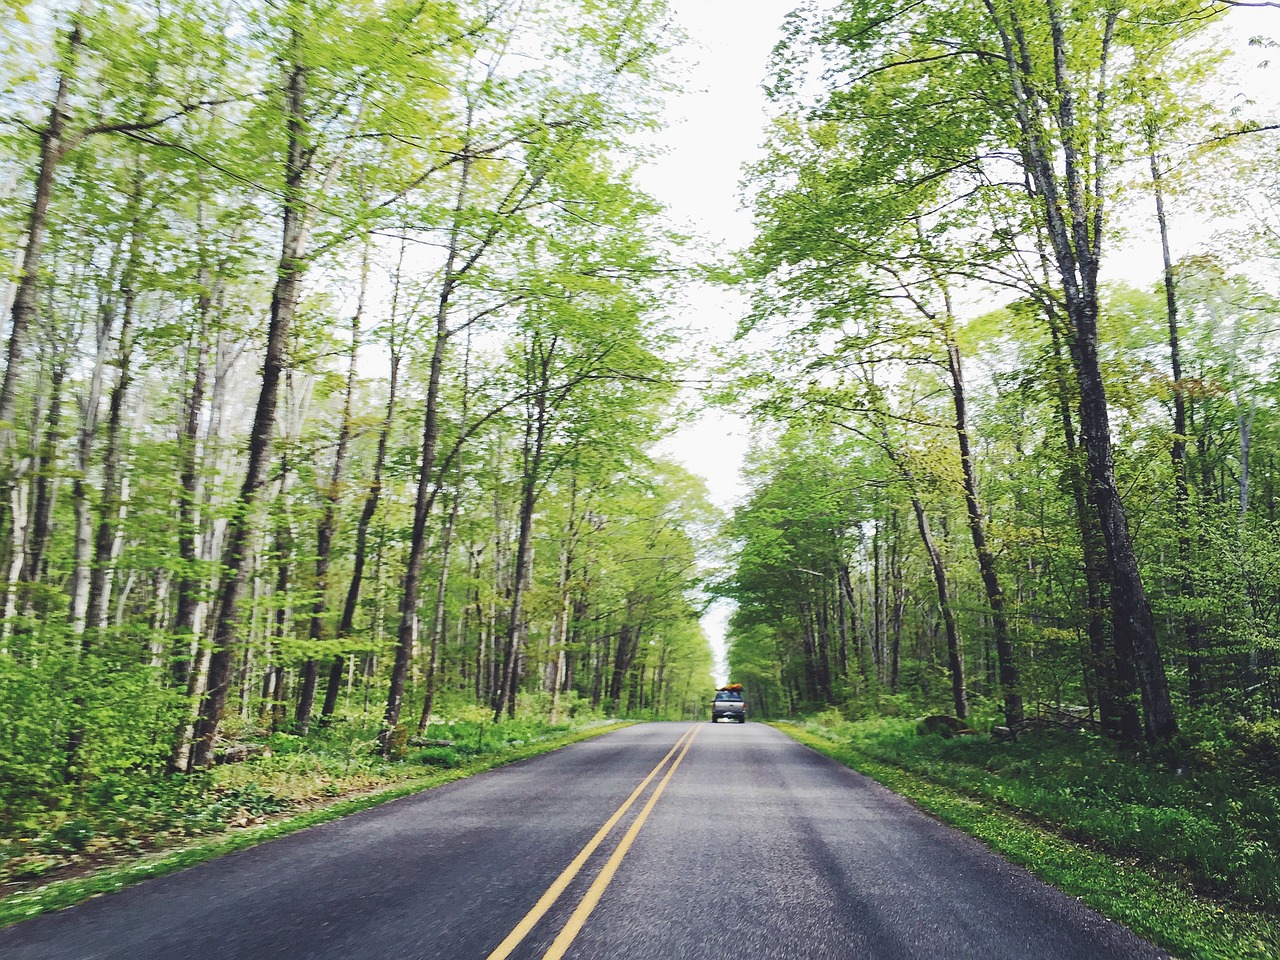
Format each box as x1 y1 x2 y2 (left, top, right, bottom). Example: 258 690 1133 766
320 349 399 722
381 282 453 743
942 315 1022 724
911 494 967 721
0 20 81 461
189 52 310 770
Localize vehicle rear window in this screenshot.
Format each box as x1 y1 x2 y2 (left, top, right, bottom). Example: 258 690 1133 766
715 691 743 702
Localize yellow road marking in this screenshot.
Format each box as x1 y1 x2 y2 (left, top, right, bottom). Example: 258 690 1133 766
539 725 701 960
484 726 698 960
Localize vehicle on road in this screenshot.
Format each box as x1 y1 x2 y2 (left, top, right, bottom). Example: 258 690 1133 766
711 684 746 723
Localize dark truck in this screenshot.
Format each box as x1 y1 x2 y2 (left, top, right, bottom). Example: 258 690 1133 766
711 683 746 723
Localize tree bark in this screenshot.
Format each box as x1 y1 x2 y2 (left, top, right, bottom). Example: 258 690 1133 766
85 242 141 639
19 356 67 589
943 316 1022 724
190 50 309 769
172 258 213 689
984 0 1176 741
321 342 401 722
493 334 555 720
0 20 81 458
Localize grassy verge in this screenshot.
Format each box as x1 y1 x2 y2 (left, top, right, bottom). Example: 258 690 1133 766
776 721 1280 960
0 719 629 928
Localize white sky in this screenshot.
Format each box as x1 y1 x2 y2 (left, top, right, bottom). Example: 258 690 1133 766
637 2 798 679
640 2 796 513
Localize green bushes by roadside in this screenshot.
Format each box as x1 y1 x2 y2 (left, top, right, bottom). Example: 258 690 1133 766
0 706 618 890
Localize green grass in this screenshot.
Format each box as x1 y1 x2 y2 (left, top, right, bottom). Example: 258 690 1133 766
0 719 629 928
777 720 1280 960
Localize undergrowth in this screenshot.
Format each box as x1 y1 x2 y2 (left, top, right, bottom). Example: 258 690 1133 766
0 708 614 895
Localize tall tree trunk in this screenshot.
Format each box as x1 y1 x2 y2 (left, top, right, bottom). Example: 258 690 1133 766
912 494 967 720
297 247 366 732
888 508 904 693
986 1 1175 742
20 356 67 589
942 315 1022 724
417 334 472 734
270 461 294 732
1048 321 1129 737
0 20 81 462
190 51 310 770
85 258 140 639
172 260 213 689
380 116 483 743
1146 122 1206 705
381 289 453 741
321 346 401 721
493 336 554 721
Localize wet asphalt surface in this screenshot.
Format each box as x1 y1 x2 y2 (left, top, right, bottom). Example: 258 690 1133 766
0 722 1168 959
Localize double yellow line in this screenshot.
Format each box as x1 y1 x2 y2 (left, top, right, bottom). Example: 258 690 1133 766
485 724 701 960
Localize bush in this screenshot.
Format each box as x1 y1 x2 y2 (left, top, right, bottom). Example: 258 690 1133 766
410 746 460 768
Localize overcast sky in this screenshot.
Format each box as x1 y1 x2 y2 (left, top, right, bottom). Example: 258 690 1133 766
633 1 799 679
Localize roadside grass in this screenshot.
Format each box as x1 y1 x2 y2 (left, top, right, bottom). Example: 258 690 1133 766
0 715 629 928
776 717 1280 960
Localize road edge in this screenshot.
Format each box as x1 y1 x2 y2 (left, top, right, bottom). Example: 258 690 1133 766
773 722 1280 960
0 721 633 929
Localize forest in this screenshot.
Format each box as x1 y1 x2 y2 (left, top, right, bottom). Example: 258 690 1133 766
0 0 715 867
2 0 1280 946
724 0 1280 742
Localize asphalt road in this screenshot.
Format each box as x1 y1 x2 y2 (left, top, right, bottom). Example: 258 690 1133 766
0 722 1168 960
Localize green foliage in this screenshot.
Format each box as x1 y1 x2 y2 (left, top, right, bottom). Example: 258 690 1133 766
0 707 627 897
0 719 629 927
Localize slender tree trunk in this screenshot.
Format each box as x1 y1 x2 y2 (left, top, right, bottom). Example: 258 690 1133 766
19 356 67 589
270 466 294 732
417 334 472 733
912 495 967 720
889 509 904 693
190 51 310 769
1146 124 1206 705
172 262 212 689
382 298 452 740
297 249 366 732
0 20 81 462
987 1 1175 742
942 316 1022 724
85 262 140 638
321 348 400 721
494 337 554 720
381 125 481 743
